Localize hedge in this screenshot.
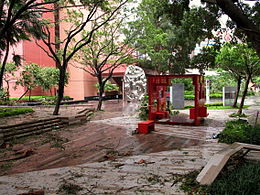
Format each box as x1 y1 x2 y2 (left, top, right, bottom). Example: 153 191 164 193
0 107 34 118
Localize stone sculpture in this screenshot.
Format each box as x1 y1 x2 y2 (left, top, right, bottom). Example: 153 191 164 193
124 65 147 102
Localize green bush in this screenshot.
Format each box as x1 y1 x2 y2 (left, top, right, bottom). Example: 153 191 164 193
206 102 223 107
0 107 34 118
184 95 194 100
9 96 72 102
219 120 260 145
184 91 194 95
209 93 222 98
138 95 149 120
183 93 222 100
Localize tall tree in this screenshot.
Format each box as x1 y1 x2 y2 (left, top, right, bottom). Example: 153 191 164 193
203 0 260 57
216 43 260 114
124 0 220 74
190 44 221 74
75 18 133 110
0 0 56 88
37 0 129 115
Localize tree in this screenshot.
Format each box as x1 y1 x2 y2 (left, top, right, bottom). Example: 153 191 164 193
15 63 41 100
124 0 220 74
203 0 260 57
36 0 129 115
75 18 133 110
190 44 220 75
215 43 244 107
216 43 260 114
16 63 67 100
0 0 56 88
38 67 66 94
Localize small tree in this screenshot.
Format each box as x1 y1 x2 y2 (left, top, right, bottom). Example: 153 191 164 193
216 43 260 114
37 66 68 95
216 43 245 107
16 63 41 100
76 18 133 110
15 64 65 100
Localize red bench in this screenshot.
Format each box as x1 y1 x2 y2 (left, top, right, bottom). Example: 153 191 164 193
138 120 155 134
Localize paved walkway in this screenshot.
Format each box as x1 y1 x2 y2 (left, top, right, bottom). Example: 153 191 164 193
0 97 259 194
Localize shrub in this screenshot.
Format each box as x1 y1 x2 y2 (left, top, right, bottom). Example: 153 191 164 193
184 95 194 100
229 112 248 118
219 120 260 145
138 95 149 120
9 96 72 102
209 93 222 98
0 107 34 118
206 102 223 107
184 91 194 95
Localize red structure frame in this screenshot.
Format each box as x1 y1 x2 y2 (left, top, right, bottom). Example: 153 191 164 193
147 75 208 126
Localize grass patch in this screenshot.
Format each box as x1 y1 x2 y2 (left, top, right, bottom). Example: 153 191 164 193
0 107 34 118
219 120 260 145
229 112 248 118
179 162 260 195
184 103 249 110
209 162 260 195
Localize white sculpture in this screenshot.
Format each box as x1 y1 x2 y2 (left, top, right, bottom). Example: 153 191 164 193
124 65 147 102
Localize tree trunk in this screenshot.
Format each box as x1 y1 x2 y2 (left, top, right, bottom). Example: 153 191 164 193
5 80 10 100
238 75 251 115
97 76 105 111
54 2 60 68
53 66 66 115
233 76 242 108
0 40 10 88
97 87 104 111
18 88 29 101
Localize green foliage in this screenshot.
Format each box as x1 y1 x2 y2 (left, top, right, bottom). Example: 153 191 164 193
0 107 34 118
219 120 260 145
138 95 149 120
171 78 194 91
16 64 68 93
0 89 8 100
229 113 248 118
123 0 220 74
16 63 41 91
95 81 119 92
206 70 237 94
191 45 221 74
0 1 48 51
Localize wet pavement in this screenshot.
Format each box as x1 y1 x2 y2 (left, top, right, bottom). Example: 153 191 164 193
0 96 259 194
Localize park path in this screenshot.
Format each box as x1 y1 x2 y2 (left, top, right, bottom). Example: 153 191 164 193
0 96 259 194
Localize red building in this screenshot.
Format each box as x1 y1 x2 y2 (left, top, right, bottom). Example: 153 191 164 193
4 4 128 100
